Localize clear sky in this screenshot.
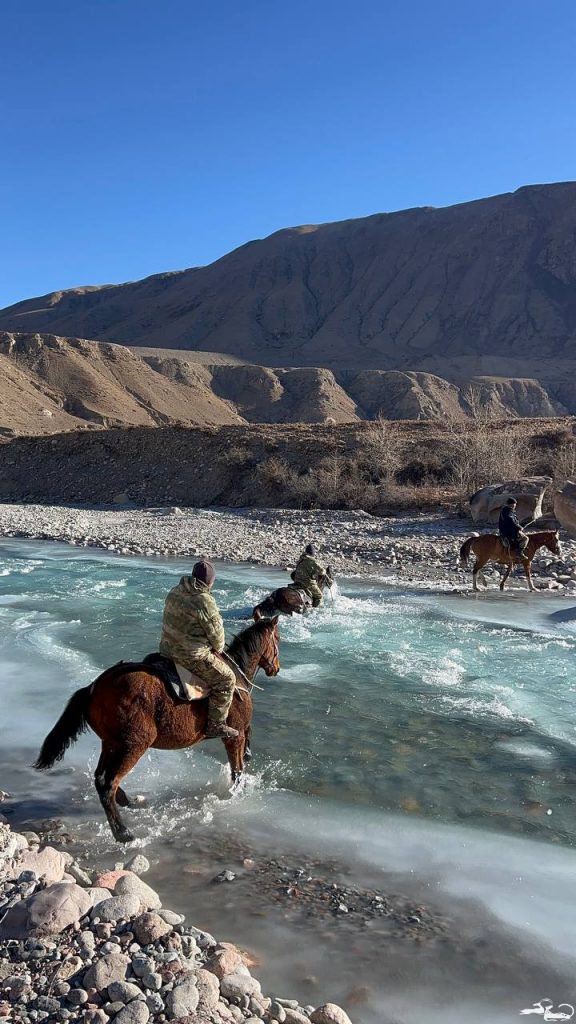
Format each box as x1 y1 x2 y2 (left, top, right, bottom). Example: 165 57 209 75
2 0 575 306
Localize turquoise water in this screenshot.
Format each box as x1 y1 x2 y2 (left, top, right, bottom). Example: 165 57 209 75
1 538 576 841
2 538 576 1023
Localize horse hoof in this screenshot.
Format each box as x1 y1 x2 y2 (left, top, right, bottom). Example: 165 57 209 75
115 829 135 844
133 794 146 806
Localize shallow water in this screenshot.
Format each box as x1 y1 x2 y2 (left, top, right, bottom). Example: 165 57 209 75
1 538 576 1022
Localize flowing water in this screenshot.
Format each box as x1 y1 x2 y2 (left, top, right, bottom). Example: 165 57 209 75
1 538 576 1023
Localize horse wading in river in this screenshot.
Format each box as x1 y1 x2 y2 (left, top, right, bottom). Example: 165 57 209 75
34 618 280 843
459 530 561 592
253 569 334 620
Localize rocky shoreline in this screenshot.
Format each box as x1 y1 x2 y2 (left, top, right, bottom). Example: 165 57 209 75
0 821 354 1024
1 502 576 590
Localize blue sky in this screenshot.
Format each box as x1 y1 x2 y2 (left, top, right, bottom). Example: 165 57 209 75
1 0 575 306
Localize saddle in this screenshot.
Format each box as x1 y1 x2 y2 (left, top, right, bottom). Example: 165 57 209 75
286 584 311 605
142 653 210 702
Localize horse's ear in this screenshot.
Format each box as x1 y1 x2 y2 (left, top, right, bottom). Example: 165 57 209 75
271 615 280 628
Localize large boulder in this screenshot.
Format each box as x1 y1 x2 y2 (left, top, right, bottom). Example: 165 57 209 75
0 882 91 938
555 480 576 537
469 477 551 524
5 845 70 884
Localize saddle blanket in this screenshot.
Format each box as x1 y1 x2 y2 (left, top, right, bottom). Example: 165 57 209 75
142 653 209 701
174 664 210 701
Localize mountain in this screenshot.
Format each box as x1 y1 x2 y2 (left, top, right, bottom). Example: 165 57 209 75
0 332 572 439
1 183 576 380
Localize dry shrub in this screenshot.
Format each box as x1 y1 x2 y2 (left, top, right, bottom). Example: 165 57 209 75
444 390 535 494
222 444 253 467
552 441 576 485
365 415 406 481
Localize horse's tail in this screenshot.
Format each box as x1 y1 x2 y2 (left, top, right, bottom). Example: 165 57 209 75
33 685 91 770
460 537 475 568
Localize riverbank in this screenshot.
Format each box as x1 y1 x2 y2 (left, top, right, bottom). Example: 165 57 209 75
1 502 575 590
0 819 357 1024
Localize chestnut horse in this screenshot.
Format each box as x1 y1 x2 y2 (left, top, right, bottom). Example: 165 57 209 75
34 618 280 843
459 531 561 592
253 568 334 620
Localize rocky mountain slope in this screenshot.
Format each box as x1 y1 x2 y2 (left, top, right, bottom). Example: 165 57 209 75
1 183 576 381
1 332 575 437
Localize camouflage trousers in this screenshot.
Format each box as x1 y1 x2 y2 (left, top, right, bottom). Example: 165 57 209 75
187 652 236 724
298 580 323 607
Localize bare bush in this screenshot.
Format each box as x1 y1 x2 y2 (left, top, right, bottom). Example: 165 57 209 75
365 415 406 481
445 388 535 494
552 441 576 485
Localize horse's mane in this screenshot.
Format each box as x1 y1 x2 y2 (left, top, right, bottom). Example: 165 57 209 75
227 618 274 672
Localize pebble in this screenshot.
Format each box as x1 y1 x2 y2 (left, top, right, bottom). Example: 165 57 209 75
123 855 150 877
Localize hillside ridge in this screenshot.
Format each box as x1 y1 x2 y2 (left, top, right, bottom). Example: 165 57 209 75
2 182 576 380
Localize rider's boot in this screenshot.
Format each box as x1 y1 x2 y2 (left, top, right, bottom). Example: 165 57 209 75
204 719 239 740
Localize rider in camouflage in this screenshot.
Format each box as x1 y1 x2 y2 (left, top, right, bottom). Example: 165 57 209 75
292 544 327 608
159 560 238 739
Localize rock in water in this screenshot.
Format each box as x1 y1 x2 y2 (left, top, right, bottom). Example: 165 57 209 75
310 1005 353 1024
123 853 150 876
115 872 161 910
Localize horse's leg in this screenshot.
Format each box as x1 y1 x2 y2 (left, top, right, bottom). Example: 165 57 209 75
472 557 486 592
95 745 145 843
224 734 245 786
116 786 146 808
500 560 513 592
244 724 252 762
523 559 536 592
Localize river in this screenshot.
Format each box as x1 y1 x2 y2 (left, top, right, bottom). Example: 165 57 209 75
1 538 576 1023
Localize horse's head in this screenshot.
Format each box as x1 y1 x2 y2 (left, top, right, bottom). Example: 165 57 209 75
258 616 280 676
544 530 562 557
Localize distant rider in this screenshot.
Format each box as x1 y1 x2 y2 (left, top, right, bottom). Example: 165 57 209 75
292 544 328 608
498 497 529 560
159 560 238 739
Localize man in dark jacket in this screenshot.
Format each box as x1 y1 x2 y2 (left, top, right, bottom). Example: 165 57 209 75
498 498 529 559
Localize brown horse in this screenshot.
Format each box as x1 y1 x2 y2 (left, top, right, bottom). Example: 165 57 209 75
253 568 334 620
34 618 280 843
459 531 561 592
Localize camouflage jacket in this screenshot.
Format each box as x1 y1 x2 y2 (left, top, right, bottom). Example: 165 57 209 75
159 576 225 664
293 554 325 587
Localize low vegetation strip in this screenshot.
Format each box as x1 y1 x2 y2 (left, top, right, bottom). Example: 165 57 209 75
0 419 574 514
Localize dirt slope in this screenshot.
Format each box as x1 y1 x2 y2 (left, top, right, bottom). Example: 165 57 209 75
2 332 576 438
2 183 576 381
0 333 242 435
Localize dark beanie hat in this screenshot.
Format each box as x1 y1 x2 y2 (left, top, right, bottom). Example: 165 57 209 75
507 497 517 505
192 559 216 586
305 543 315 556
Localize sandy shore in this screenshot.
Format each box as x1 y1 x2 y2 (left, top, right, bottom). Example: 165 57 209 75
0 502 575 591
